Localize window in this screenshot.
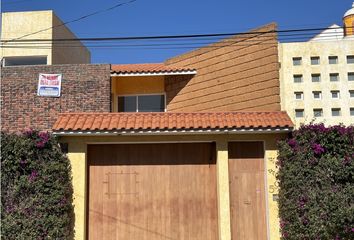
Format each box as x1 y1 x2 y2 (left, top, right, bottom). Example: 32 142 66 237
351 108 354 116
331 108 341 116
350 90 354 98
294 92 303 100
348 72 354 81
3 56 47 66
311 56 320 65
292 57 302 66
311 74 321 82
328 56 338 64
118 94 165 112
347 55 354 64
293 74 303 83
313 109 323 117
331 90 340 99
295 109 304 118
313 91 322 99
330 73 339 82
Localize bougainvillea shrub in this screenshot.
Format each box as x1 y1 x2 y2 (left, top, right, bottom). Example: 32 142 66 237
1 130 74 239
277 124 354 239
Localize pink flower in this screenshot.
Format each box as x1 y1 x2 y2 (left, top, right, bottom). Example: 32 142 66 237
312 143 325 155
28 170 38 182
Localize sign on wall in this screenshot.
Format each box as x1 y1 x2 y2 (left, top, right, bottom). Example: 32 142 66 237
37 73 62 97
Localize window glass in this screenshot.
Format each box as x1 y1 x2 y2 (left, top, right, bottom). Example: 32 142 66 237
330 73 339 82
351 108 354 116
292 57 302 66
347 55 354 64
328 56 338 64
293 75 303 83
4 56 47 66
311 57 320 65
313 109 323 117
118 96 136 112
311 74 321 82
138 95 165 112
313 91 321 99
331 91 340 99
348 72 354 81
331 108 341 116
295 109 304 118
294 92 303 100
350 90 354 98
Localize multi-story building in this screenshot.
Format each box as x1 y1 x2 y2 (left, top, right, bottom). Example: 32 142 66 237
0 10 90 66
279 3 354 128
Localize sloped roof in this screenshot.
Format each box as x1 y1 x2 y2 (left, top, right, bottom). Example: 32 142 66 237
53 112 293 135
111 63 196 75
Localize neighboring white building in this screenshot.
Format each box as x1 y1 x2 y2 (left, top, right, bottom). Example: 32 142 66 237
0 10 90 66
279 3 354 128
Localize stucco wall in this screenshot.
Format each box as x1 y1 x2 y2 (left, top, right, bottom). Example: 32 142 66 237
61 133 285 240
164 23 281 112
279 40 354 128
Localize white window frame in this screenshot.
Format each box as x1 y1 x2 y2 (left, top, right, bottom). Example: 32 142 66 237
116 93 166 112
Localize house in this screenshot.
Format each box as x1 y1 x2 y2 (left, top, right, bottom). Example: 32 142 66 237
278 3 354 128
0 10 90 66
1 23 293 240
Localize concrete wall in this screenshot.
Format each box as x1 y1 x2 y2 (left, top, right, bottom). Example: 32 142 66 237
0 10 90 65
61 133 286 240
164 23 281 112
1 64 111 132
51 14 90 64
279 39 354 128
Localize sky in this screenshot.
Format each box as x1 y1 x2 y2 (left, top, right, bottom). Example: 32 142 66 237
1 0 353 64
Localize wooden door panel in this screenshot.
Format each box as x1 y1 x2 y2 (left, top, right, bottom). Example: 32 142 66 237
88 143 218 240
228 142 267 240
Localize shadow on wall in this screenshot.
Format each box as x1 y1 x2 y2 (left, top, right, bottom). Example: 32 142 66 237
164 74 194 108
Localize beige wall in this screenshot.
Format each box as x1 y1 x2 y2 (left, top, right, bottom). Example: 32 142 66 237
60 133 286 240
1 10 90 65
279 39 354 127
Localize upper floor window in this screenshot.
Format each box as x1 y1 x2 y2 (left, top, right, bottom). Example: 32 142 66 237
3 56 47 66
295 109 304 118
350 90 354 98
310 56 320 65
311 74 321 82
330 73 339 82
331 108 341 117
347 55 354 64
351 108 354 116
294 92 303 100
328 56 338 64
118 94 165 112
313 91 322 99
292 57 302 66
331 90 340 99
348 72 354 81
313 109 323 117
293 74 303 83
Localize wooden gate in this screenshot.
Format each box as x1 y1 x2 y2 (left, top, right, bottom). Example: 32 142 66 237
228 142 267 240
87 143 218 240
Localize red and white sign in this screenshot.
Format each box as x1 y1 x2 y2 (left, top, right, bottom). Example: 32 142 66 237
37 73 62 97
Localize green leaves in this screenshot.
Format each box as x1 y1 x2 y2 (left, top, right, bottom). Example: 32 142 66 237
1 131 74 239
277 124 354 239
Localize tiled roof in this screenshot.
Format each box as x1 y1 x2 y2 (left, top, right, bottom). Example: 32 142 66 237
53 112 293 134
111 63 195 75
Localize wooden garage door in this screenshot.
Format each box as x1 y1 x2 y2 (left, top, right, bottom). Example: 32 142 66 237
87 143 218 240
228 142 267 240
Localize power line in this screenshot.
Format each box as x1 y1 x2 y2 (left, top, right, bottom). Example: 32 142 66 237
3 0 137 43
1 25 350 44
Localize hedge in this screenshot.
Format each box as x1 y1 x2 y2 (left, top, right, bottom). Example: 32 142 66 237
277 124 354 239
1 130 74 239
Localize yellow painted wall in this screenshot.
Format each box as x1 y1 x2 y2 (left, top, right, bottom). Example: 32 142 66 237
60 133 286 240
344 15 354 36
111 76 165 111
1 11 53 63
0 10 90 65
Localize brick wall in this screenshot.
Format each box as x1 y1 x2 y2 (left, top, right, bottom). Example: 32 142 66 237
1 64 111 132
164 23 281 112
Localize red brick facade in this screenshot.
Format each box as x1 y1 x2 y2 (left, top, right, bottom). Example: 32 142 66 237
1 64 111 132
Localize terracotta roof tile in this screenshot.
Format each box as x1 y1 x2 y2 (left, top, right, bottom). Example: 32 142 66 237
52 112 293 133
111 63 195 74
